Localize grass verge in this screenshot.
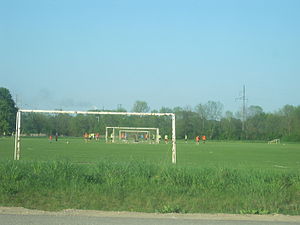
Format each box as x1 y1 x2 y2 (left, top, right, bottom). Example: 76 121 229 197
0 160 299 215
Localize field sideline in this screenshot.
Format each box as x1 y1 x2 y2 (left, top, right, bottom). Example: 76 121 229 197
1 137 299 171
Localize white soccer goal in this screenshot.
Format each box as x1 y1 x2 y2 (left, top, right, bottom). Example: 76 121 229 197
105 127 160 144
268 138 280 144
14 109 177 163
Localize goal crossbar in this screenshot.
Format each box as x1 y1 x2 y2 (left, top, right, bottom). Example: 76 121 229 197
14 109 176 163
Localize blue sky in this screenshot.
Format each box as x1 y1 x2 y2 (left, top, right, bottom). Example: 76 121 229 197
1 0 299 113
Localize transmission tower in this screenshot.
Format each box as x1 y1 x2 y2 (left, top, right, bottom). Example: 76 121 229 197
236 85 247 132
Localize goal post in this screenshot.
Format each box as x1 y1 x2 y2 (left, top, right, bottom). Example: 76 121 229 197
105 127 160 144
14 110 21 160
14 109 176 163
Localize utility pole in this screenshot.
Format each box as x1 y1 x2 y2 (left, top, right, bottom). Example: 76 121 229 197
236 85 247 133
242 85 246 132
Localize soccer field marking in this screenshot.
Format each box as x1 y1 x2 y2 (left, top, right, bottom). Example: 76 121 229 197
273 165 288 169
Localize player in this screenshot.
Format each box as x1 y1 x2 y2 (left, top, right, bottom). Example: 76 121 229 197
84 133 89 142
164 135 168 144
49 135 53 143
110 132 114 142
95 133 100 141
89 133 95 140
151 134 155 144
55 132 58 142
157 134 161 143
185 134 188 143
202 135 206 144
196 136 200 144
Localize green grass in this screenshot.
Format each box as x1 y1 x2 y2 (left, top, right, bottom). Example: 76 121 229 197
0 137 300 214
0 160 299 214
1 137 300 171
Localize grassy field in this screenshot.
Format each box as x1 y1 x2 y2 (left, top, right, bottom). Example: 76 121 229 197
1 137 300 171
0 137 300 215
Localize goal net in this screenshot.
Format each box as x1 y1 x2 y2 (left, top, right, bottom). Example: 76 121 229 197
105 127 160 144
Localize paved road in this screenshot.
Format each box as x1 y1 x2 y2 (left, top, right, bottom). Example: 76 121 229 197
1 214 300 225
1 207 300 225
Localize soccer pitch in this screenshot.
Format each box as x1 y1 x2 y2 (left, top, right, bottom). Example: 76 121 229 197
1 137 300 171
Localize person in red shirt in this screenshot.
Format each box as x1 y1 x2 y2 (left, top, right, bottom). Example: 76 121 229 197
95 133 100 141
195 136 200 144
202 135 206 144
84 133 89 143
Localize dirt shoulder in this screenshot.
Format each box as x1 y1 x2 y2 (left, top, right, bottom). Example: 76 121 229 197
0 207 300 222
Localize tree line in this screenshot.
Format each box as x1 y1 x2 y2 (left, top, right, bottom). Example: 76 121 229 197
1 87 300 141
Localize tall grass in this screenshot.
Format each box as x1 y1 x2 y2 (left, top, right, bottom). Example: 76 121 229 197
0 160 299 214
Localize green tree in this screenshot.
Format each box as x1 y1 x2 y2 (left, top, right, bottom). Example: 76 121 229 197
195 103 208 133
198 101 223 139
175 107 201 139
246 113 267 140
245 105 265 140
132 100 150 113
220 111 241 140
277 105 300 141
279 105 295 137
0 87 18 135
205 101 223 121
247 105 263 118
